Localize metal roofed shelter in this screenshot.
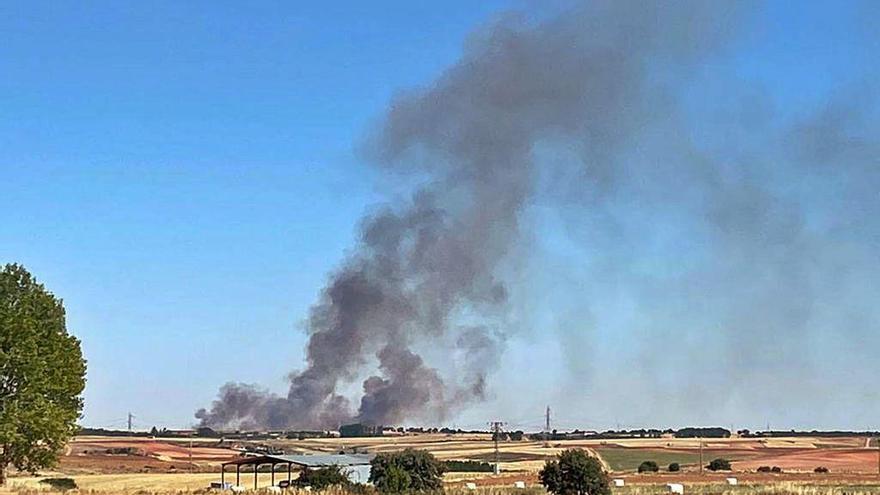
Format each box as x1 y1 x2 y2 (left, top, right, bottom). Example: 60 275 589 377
220 454 374 489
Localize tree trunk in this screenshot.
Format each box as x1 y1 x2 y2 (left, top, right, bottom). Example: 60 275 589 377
0 462 6 487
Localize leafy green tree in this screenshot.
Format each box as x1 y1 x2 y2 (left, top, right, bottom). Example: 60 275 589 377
637 461 659 473
706 458 731 471
668 463 680 472
296 465 351 489
539 449 610 495
376 464 411 493
369 449 445 492
0 264 86 485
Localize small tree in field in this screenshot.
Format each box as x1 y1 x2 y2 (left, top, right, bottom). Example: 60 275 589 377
0 264 86 485
369 449 445 493
540 449 610 495
707 458 731 471
637 461 659 473
296 465 350 489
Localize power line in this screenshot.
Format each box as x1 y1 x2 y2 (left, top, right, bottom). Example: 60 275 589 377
489 421 505 475
699 436 704 475
544 406 551 447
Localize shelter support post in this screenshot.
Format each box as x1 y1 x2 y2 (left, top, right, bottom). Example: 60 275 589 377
271 463 276 486
221 465 225 486
254 464 259 490
236 465 240 486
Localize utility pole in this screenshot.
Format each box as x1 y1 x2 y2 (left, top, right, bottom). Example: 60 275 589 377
489 421 505 475
699 437 704 475
127 412 134 432
544 406 551 447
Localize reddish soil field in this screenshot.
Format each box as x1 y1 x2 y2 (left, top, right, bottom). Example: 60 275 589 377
734 448 880 473
62 437 240 473
72 438 237 462
58 453 212 474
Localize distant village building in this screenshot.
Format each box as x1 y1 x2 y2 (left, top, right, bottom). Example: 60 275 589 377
339 423 383 438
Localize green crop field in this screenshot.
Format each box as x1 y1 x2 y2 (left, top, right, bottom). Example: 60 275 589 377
595 448 756 472
596 447 703 471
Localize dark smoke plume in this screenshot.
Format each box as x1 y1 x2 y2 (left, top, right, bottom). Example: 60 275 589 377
199 0 880 429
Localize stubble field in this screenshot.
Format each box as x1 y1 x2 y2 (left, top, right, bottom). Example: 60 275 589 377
8 434 880 493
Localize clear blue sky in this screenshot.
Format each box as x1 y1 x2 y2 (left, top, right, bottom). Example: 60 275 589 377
1 1 876 430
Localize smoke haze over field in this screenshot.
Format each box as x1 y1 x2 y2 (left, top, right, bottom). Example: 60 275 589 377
197 1 880 430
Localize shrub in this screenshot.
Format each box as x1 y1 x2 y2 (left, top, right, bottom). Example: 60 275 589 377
706 458 731 471
757 466 772 473
540 449 610 495
39 478 78 490
378 465 411 493
637 461 659 473
369 449 445 493
296 465 350 490
771 466 783 473
105 447 139 455
668 463 680 472
814 466 829 473
443 460 494 472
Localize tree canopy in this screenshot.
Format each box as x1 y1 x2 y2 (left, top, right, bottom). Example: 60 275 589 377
295 465 351 489
0 264 86 484
540 449 610 495
707 458 732 471
369 449 445 493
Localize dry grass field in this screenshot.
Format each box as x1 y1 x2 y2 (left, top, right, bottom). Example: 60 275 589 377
7 434 880 493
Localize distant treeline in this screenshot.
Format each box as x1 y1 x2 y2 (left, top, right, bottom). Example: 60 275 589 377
78 427 151 437
78 426 336 440
674 427 731 438
79 425 880 440
738 429 880 438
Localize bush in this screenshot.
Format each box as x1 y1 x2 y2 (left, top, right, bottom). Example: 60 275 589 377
814 466 829 473
757 466 772 473
378 465 411 493
540 449 610 495
771 466 783 473
296 466 351 490
39 478 78 491
105 447 139 455
668 463 680 472
706 458 731 471
443 460 494 472
637 461 659 473
369 449 445 493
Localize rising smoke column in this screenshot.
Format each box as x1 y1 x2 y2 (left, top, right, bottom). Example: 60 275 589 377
199 0 880 429
198 0 741 430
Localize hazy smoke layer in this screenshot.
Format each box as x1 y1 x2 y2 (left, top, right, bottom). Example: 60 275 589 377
198 0 880 429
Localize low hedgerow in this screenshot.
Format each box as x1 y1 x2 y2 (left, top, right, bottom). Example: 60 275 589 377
444 460 494 472
39 478 78 491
